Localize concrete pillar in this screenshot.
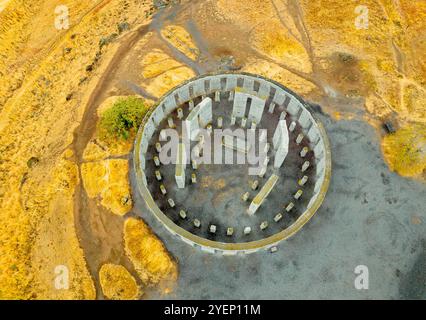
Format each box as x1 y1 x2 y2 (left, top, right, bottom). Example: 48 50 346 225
160 184 167 195
206 124 213 135
160 129 167 140
258 166 267 178
177 108 184 120
168 117 175 128
229 91 234 101
175 143 186 189
168 198 175 208
302 161 310 172
191 173 197 184
300 147 309 158
231 116 236 126
263 156 269 167
155 170 162 181
268 102 276 113
251 121 257 130
259 130 267 142
189 99 194 110
215 91 220 102
296 133 304 145
241 192 249 201
274 213 283 222
194 219 201 228
248 96 265 123
298 175 308 186
289 121 296 132
244 227 251 235
241 117 247 128
154 156 160 167
179 210 187 219
285 202 294 212
294 189 303 200
227 227 234 236
264 143 270 154
217 116 223 128
247 202 259 216
198 97 213 127
260 221 269 230
251 180 259 190
155 142 162 153
248 174 278 215
192 160 198 170
209 225 217 234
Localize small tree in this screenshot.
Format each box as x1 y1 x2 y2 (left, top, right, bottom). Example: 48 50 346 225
99 97 146 140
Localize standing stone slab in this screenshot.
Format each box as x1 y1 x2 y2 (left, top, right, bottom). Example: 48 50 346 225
177 85 191 104
314 140 325 159
248 96 266 123
143 120 155 145
257 81 271 99
185 107 200 141
273 120 289 168
243 77 255 92
225 75 238 91
273 90 287 106
163 96 177 114
298 109 312 129
307 125 320 145
151 106 165 126
192 79 206 97
287 98 302 116
198 97 213 127
175 143 187 189
209 76 221 92
233 89 249 118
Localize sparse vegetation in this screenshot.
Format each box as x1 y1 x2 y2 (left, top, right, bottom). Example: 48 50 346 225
99 33 118 49
117 22 130 34
124 218 178 286
99 97 147 140
99 264 140 300
383 124 426 177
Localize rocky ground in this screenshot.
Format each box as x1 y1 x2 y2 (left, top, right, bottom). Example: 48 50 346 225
0 0 424 299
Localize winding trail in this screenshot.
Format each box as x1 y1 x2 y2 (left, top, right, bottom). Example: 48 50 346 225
71 24 151 298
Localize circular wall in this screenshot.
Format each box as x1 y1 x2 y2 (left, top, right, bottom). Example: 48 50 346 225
133 73 331 255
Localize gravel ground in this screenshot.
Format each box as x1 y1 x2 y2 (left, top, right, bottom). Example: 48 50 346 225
131 103 426 300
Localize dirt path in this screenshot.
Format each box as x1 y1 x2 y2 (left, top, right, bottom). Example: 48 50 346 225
71 24 150 298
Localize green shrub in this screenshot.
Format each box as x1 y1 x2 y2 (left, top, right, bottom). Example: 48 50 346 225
99 97 147 140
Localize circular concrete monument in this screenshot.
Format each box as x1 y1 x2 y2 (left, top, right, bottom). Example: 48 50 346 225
134 73 331 255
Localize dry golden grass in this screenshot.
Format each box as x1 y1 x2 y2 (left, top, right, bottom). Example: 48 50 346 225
81 159 132 216
161 25 200 61
243 59 318 95
140 49 196 98
124 218 177 286
0 0 152 299
382 124 426 177
99 264 140 300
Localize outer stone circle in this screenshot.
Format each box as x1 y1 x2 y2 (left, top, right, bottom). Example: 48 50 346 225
134 73 331 255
